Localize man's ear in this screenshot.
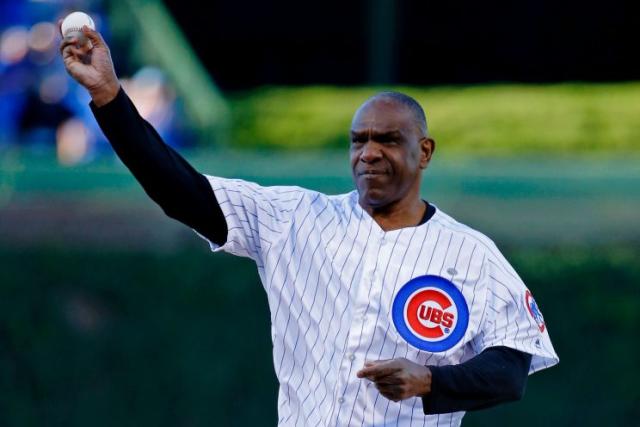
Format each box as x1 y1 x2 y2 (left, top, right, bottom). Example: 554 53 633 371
419 137 435 169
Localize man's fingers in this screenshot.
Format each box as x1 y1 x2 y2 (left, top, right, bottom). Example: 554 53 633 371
363 359 391 368
61 42 84 61
59 35 81 54
358 368 396 380
375 382 410 402
375 383 402 395
67 45 85 59
60 43 74 60
374 375 403 385
82 26 105 48
357 361 401 380
375 384 403 402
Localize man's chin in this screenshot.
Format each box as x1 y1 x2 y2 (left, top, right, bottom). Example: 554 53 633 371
357 188 392 210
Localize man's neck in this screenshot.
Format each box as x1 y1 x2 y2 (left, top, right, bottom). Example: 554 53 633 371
363 198 427 232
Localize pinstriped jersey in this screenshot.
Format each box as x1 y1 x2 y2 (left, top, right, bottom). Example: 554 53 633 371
198 176 559 427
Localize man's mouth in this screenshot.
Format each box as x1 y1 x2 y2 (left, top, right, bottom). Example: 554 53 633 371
358 170 386 177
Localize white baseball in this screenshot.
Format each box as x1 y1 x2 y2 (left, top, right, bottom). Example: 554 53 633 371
61 11 95 47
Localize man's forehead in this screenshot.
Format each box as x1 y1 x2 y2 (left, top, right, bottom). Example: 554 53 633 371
350 126 403 136
351 99 414 132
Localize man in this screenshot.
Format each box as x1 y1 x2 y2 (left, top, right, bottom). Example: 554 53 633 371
60 26 558 426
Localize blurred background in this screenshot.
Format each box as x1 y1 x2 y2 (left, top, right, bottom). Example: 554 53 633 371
1 0 639 426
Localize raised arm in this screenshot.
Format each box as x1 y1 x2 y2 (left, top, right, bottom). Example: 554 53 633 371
59 24 227 245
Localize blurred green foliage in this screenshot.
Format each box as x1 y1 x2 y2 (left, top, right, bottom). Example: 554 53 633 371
0 246 638 426
0 249 275 427
229 83 640 153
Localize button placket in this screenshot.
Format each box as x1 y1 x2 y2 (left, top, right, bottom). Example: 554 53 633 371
336 229 383 411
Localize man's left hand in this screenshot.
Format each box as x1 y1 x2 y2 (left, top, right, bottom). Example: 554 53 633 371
356 358 432 402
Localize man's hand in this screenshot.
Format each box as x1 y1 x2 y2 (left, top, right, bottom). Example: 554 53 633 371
59 22 119 106
356 358 432 402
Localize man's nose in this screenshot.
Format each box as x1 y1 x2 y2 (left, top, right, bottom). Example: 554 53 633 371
360 141 383 162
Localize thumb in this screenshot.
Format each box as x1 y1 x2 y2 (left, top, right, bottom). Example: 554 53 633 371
82 26 106 48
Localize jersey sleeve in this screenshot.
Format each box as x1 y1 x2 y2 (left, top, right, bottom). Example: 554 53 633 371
472 250 559 374
196 175 305 262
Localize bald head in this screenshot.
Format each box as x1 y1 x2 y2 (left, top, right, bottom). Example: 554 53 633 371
359 91 428 137
350 91 436 218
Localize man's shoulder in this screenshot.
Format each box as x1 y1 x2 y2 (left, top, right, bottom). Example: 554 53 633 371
430 205 502 258
432 205 522 280
203 175 355 209
300 189 357 212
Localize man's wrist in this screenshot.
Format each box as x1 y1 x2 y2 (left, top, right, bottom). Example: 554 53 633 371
90 81 120 107
418 365 433 396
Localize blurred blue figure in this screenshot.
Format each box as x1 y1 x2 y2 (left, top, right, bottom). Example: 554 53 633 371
0 0 190 163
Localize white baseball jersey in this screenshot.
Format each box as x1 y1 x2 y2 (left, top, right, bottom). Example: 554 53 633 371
197 176 559 427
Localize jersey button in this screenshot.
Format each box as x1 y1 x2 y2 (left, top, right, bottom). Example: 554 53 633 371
348 354 356 361
338 397 345 404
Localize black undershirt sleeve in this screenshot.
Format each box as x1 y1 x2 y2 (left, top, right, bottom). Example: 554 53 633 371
90 87 227 245
422 346 532 414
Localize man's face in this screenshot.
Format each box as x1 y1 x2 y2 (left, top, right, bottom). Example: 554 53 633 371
350 99 432 210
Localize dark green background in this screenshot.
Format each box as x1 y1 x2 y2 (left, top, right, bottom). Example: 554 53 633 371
1 246 638 426
1 149 639 426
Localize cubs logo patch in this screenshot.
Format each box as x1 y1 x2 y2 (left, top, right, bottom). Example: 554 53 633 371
525 290 545 332
392 275 469 352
